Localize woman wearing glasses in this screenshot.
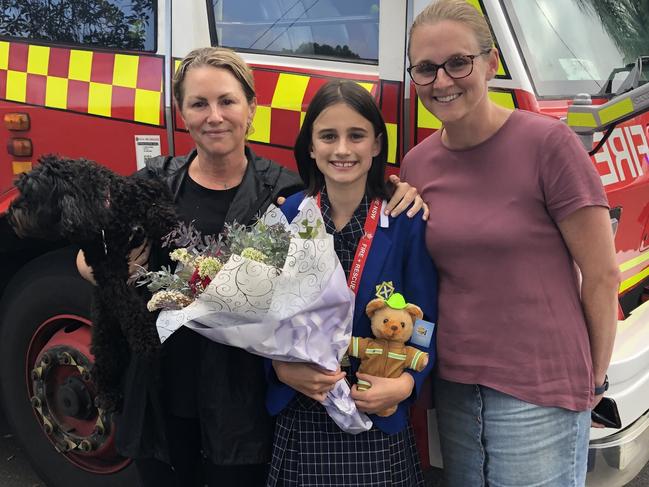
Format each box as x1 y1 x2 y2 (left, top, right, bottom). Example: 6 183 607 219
401 1 620 485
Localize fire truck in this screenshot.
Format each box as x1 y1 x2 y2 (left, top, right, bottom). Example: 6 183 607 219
0 1 648 486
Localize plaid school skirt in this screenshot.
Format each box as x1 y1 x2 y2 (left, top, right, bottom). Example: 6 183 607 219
266 394 425 487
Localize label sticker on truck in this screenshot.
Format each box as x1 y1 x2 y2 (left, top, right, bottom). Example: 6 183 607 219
135 135 161 169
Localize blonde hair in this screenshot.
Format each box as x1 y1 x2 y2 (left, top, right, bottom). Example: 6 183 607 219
409 0 494 59
173 47 255 108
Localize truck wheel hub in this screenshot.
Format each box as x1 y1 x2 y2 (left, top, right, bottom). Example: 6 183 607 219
57 376 92 419
30 345 110 457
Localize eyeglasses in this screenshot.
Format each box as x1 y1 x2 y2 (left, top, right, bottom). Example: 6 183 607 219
407 50 492 86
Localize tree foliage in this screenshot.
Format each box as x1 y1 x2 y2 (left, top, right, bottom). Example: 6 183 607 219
574 0 649 64
282 42 360 60
0 0 154 50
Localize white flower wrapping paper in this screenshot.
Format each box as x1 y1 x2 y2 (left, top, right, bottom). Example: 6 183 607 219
156 198 373 433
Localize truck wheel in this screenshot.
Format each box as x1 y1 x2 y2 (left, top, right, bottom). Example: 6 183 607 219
0 247 138 487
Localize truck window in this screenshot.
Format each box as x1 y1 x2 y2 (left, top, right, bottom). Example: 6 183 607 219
0 0 156 52
209 0 379 63
503 0 649 98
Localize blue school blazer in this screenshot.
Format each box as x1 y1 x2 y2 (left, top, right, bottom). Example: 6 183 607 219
265 192 438 434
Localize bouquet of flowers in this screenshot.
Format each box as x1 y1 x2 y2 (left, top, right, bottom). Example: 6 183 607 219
138 197 372 434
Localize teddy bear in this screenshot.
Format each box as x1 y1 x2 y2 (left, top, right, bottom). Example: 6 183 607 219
347 292 429 417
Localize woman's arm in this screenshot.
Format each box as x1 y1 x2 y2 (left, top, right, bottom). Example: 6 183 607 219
557 206 620 405
275 177 429 219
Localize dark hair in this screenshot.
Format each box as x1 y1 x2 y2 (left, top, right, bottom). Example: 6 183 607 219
294 80 393 200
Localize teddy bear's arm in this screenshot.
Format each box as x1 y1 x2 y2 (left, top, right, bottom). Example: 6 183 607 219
348 336 369 359
405 346 429 372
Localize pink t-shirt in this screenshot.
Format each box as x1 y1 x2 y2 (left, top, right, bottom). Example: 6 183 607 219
401 110 608 411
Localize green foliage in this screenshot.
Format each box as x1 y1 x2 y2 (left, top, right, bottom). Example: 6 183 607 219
574 0 649 64
0 0 154 50
138 217 292 301
224 220 291 269
162 220 225 258
282 42 361 60
137 265 190 295
297 219 323 239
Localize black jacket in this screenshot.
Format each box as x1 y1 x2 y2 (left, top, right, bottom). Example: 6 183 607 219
142 147 303 225
115 147 303 465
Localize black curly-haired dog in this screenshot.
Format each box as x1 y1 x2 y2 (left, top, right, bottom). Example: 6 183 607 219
9 155 177 411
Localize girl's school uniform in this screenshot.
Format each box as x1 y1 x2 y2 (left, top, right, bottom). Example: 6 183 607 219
266 191 438 487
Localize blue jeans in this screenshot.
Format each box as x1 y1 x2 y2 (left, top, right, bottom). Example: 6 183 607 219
435 377 590 487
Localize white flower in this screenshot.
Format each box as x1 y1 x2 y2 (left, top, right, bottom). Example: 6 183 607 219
169 248 194 266
198 257 222 279
147 290 193 312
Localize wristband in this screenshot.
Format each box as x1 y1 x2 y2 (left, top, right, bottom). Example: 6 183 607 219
594 375 609 395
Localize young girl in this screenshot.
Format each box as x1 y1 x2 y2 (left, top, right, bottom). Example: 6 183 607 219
266 80 438 487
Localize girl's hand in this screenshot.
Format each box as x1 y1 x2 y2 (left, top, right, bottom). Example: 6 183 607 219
351 372 414 414
273 361 346 403
386 175 429 220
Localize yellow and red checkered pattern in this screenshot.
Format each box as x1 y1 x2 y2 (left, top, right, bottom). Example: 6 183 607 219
248 69 401 164
0 40 164 125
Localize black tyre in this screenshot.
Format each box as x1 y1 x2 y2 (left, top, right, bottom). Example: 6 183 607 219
0 247 138 487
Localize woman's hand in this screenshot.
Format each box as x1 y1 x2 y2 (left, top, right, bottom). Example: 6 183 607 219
76 249 96 285
591 394 606 428
557 206 619 424
386 175 429 220
273 361 345 402
126 240 151 284
76 240 151 286
351 372 414 414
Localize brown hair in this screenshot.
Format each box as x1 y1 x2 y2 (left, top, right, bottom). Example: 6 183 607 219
408 0 494 59
173 47 255 108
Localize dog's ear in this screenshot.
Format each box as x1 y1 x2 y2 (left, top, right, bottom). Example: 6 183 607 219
366 298 387 317
59 190 107 239
136 178 178 239
405 303 423 321
59 193 89 235
13 171 29 193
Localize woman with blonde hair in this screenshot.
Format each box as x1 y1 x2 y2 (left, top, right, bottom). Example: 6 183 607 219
78 47 424 487
402 0 620 485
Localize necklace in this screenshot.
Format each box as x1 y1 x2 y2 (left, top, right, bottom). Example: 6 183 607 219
192 155 247 190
